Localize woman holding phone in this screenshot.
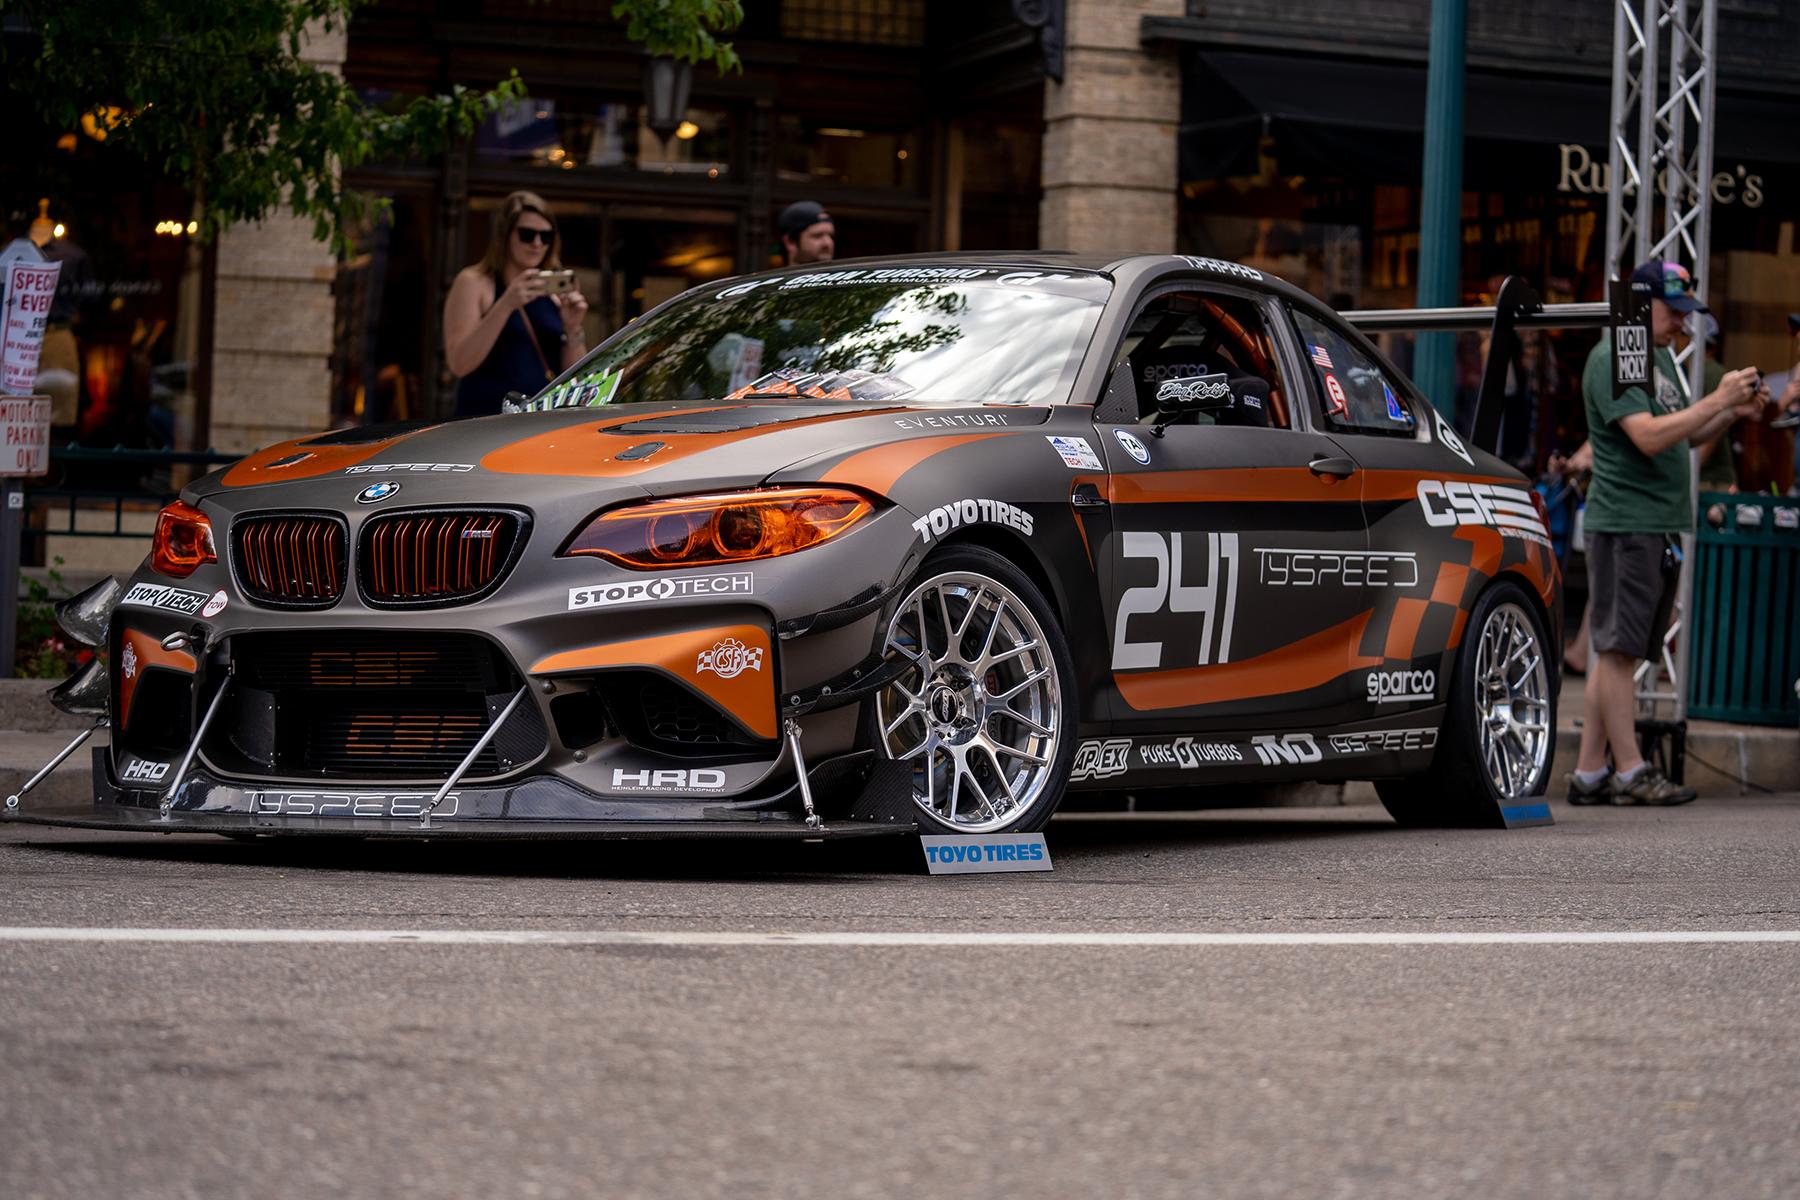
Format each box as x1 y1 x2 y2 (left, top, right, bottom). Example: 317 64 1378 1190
443 190 589 417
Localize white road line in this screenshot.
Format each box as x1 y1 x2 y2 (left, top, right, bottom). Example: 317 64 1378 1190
1 928 1799 947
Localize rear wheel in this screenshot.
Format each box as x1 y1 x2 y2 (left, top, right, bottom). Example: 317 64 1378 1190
870 545 1076 835
1378 581 1555 827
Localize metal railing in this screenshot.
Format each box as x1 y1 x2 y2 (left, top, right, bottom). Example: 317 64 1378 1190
23 446 241 542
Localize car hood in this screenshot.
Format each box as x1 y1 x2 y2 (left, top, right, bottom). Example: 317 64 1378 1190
187 401 1046 513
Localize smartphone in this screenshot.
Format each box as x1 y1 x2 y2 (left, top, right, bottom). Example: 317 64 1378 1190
538 269 577 295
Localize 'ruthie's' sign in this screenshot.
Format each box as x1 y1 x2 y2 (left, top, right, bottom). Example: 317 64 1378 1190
1557 143 1765 207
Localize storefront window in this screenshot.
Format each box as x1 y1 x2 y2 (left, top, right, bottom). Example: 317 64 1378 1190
959 118 1042 250
475 98 732 178
333 193 433 425
781 0 926 46
4 95 203 452
777 117 919 190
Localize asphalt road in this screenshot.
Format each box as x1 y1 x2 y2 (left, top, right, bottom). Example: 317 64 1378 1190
3 797 1799 1200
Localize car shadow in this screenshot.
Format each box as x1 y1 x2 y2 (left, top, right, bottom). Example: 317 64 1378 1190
6 807 1403 881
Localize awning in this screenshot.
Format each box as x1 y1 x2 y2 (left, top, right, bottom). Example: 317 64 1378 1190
1178 48 1800 185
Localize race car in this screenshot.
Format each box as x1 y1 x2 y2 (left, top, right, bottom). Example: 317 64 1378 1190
7 252 1560 839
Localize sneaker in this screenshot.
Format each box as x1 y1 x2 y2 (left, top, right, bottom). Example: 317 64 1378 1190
1565 771 1611 805
1609 766 1698 806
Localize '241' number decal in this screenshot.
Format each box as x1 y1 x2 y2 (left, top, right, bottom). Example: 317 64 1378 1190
1112 532 1240 670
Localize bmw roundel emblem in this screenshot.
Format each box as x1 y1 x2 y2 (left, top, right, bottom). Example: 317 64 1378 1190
1114 428 1151 466
356 481 401 504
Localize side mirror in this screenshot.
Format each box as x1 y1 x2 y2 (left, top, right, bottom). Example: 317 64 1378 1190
1150 373 1234 435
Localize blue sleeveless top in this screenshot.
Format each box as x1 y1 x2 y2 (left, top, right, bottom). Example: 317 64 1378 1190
453 278 565 417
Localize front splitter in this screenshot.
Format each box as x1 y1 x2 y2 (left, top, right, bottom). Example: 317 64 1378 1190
5 803 912 841
4 753 920 840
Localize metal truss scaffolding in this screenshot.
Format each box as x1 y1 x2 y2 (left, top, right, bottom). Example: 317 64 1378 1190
1604 0 1717 724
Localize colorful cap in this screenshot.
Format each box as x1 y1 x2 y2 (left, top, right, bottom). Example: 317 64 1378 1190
1629 260 1707 314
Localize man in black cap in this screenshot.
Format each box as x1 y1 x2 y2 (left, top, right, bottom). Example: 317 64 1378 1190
778 201 835 266
1567 260 1764 807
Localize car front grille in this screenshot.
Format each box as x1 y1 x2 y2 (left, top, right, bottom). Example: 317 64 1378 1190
215 631 545 781
304 705 500 776
359 510 522 606
233 514 347 607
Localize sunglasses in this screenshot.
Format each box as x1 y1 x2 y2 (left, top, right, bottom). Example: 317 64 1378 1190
514 226 554 245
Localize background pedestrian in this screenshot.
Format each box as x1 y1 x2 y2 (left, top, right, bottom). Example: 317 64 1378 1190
1568 260 1764 806
443 190 588 417
778 201 835 266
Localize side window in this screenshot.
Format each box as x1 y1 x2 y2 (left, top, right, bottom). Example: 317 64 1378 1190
1291 309 1418 439
1107 291 1291 430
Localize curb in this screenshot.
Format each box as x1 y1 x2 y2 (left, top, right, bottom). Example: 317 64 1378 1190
0 678 92 733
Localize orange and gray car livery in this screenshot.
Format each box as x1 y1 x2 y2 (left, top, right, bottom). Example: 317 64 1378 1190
13 251 1560 841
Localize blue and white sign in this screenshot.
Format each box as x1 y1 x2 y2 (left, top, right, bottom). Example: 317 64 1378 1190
356 481 401 504
919 833 1054 875
1113 428 1151 465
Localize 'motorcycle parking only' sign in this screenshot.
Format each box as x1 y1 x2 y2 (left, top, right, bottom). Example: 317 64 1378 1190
0 396 51 477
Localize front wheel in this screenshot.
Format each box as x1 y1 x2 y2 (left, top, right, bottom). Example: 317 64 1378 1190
869 545 1077 835
1378 581 1556 828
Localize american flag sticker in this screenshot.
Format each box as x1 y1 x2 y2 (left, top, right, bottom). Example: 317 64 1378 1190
1310 344 1334 369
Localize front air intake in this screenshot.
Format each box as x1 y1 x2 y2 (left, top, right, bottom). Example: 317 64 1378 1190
233 514 347 608
213 631 546 781
359 509 524 606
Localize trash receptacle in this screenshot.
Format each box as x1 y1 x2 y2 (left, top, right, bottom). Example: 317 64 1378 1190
1689 492 1800 726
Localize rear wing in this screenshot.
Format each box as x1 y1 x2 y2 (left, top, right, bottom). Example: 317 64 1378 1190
1340 276 1617 454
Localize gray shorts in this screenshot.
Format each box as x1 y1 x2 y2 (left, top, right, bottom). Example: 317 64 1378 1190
1587 531 1677 661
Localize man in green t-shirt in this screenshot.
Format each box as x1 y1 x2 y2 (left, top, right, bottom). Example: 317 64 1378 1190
1569 261 1762 806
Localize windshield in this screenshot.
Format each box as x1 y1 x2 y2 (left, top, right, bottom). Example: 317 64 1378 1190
520 267 1111 411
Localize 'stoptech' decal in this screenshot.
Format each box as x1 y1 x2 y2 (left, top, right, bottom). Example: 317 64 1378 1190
569 572 754 610
121 583 209 615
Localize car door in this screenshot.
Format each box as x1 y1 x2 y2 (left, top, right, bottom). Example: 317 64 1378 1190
1097 286 1372 731
1284 304 1467 719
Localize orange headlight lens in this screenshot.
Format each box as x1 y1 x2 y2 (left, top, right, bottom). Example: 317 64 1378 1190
563 487 875 569
150 500 217 578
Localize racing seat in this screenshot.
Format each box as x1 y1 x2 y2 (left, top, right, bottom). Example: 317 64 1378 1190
1129 342 1271 429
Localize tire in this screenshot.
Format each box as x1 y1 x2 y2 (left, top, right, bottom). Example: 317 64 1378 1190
1378 580 1556 828
867 544 1077 835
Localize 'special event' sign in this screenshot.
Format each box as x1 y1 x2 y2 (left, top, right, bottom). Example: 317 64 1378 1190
2 259 63 397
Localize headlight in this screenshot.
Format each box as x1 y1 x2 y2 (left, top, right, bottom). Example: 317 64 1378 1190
150 500 217 578
561 487 875 569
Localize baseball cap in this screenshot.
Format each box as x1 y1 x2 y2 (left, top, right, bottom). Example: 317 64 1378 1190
778 201 833 239
1629 259 1707 313
1786 312 1799 333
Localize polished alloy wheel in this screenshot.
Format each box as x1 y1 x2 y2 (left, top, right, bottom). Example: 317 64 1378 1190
1473 601 1551 798
875 571 1061 831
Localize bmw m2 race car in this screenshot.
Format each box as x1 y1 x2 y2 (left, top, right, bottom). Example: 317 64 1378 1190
7 252 1560 840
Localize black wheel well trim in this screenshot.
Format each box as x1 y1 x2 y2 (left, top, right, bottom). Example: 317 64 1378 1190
1458 568 1561 691
916 525 1067 629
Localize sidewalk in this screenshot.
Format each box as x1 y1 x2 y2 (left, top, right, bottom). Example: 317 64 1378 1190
1555 673 1799 797
1 675 1794 811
